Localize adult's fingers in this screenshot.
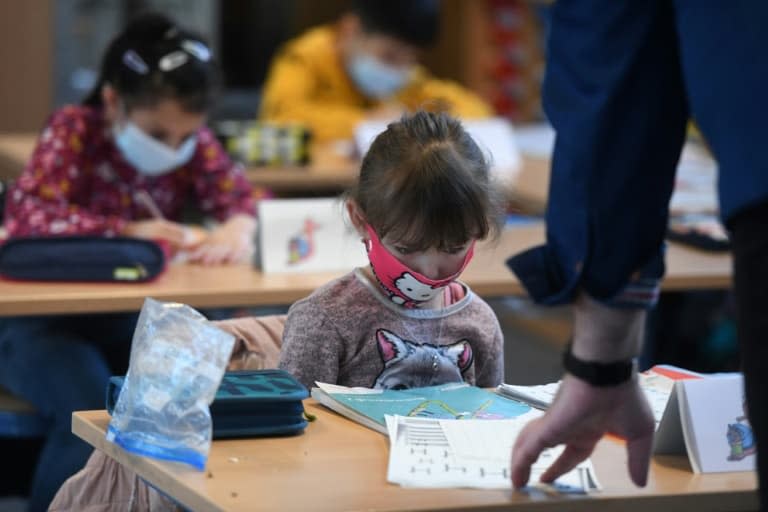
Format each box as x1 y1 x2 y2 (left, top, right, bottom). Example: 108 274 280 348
539 443 595 483
510 419 548 488
626 430 653 487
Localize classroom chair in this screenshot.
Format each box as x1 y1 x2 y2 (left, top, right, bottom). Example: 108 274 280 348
0 386 47 438
49 314 287 511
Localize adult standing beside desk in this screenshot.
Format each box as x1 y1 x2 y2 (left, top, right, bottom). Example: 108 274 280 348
0 13 260 511
507 2 768 509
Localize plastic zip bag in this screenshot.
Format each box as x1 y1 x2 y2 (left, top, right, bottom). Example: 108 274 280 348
106 298 235 470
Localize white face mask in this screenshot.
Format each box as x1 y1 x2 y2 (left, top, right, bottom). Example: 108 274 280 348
113 122 197 176
346 53 413 99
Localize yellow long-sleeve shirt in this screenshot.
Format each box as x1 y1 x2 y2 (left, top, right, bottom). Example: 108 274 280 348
259 25 493 142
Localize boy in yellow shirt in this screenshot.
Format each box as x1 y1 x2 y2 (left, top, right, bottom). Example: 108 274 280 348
259 0 492 142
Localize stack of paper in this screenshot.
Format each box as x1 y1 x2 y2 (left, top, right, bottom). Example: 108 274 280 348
385 413 601 493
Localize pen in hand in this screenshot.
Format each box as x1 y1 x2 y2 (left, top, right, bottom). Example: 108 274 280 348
134 190 165 220
134 190 207 248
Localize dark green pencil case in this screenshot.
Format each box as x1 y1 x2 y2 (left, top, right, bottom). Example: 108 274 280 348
107 369 310 438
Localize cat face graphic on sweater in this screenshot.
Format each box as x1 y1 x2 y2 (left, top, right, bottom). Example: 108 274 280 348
372 329 473 390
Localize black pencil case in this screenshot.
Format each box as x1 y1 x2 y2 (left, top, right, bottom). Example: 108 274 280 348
0 236 166 282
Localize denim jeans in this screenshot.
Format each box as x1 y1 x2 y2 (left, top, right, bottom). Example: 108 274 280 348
0 312 138 512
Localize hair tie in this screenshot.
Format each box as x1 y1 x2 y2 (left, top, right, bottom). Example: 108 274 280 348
122 50 149 74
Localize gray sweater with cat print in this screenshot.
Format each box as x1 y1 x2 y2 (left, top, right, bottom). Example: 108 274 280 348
279 269 504 391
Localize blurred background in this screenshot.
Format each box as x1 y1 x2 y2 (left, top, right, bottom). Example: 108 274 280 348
0 0 550 132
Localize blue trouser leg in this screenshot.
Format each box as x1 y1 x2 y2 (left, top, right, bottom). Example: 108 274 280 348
0 313 136 512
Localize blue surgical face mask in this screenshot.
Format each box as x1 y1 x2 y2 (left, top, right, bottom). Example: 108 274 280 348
346 53 413 99
113 122 197 176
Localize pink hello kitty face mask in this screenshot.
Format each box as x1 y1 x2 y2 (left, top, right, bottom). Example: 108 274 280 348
364 224 475 308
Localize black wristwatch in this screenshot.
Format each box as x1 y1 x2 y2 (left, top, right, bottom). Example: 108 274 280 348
562 343 635 387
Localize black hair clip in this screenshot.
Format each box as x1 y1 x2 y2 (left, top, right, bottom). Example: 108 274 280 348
122 50 149 74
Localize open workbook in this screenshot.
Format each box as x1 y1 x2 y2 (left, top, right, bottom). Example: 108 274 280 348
311 382 532 435
498 366 756 474
312 382 600 492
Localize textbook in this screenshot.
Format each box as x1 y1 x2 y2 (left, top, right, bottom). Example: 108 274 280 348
311 382 533 435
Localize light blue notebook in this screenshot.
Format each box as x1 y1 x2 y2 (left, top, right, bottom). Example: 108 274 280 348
312 382 531 434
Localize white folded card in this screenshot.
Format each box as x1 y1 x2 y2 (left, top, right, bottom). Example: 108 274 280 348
257 198 368 273
654 373 756 473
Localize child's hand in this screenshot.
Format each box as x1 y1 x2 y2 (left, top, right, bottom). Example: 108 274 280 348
187 214 256 266
123 219 189 249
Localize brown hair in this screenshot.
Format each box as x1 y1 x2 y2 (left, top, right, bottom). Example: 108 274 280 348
349 111 503 251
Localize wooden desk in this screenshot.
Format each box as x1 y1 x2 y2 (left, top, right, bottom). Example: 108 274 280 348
72 404 757 512
0 133 547 195
245 143 359 192
245 146 553 196
0 224 732 317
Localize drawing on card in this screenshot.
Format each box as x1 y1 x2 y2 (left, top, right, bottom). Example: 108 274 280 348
727 396 756 462
287 218 320 264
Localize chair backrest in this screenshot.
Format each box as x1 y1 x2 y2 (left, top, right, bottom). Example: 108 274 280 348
213 314 286 371
0 314 289 439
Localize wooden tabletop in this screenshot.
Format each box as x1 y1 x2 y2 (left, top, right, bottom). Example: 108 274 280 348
0 132 547 197
72 404 757 512
0 224 732 317
244 142 359 191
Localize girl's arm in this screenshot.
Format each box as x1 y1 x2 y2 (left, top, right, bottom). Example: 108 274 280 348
190 128 261 222
472 311 505 387
278 300 342 391
4 108 127 237
186 128 264 264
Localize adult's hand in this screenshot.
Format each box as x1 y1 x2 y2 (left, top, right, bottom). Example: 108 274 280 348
510 293 655 488
510 373 655 488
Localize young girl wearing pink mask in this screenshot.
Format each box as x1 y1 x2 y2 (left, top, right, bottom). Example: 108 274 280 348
279 111 505 391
